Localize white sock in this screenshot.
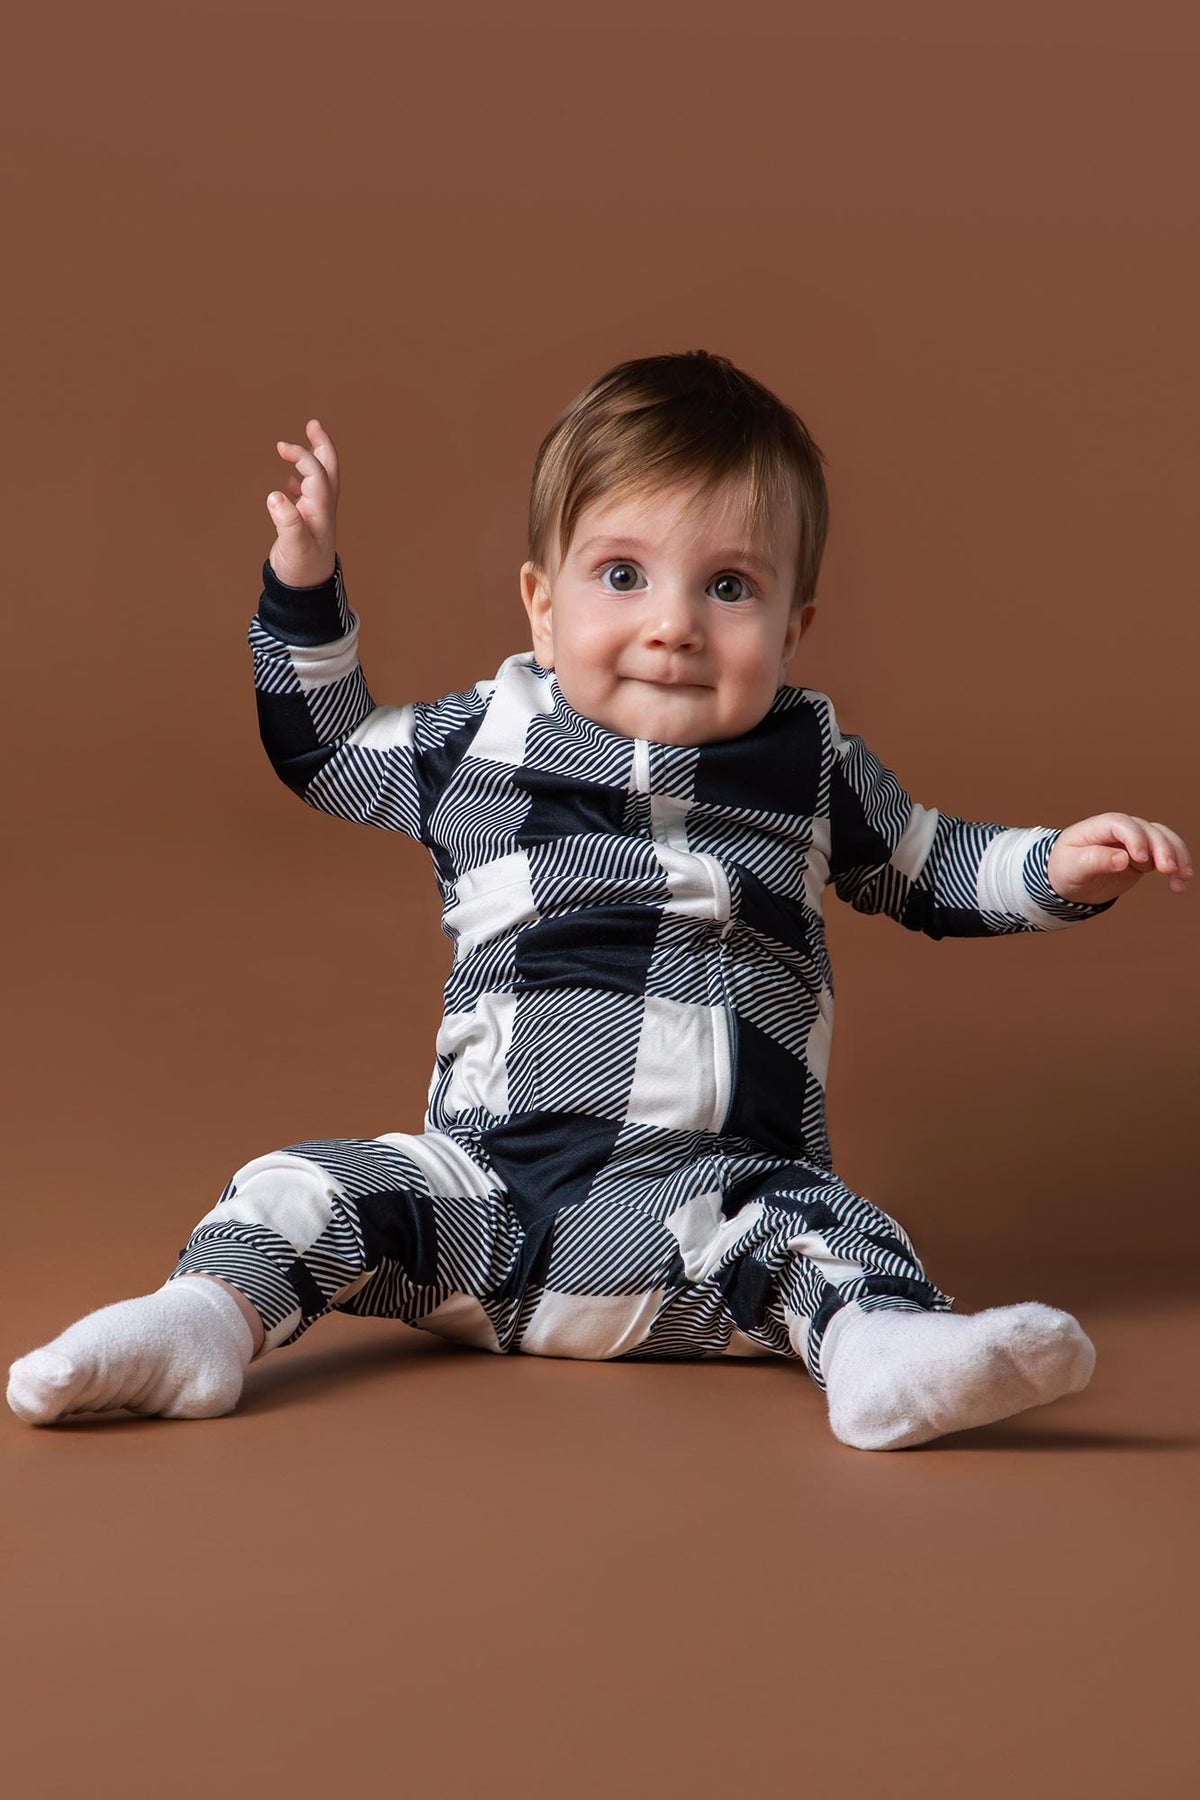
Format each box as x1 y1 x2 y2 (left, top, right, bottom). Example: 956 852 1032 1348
6 1276 257 1425
820 1300 1096 1450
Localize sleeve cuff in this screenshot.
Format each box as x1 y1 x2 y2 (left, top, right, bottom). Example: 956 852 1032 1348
257 552 354 645
1022 829 1119 923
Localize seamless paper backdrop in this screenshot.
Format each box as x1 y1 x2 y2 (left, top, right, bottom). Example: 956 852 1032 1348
5 0 1197 1292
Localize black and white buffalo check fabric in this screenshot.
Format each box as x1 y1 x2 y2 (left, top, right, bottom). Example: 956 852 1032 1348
174 554 1114 1367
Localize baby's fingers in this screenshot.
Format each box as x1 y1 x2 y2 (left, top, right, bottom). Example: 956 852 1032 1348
276 440 335 523
275 436 328 485
276 420 340 495
306 418 340 490
1108 820 1193 895
1145 821 1193 892
1123 821 1185 873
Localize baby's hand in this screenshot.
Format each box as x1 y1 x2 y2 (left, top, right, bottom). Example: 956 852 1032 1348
1047 813 1193 904
266 419 340 587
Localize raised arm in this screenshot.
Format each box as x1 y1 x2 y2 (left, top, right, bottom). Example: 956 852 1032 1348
253 421 486 843
823 701 1118 938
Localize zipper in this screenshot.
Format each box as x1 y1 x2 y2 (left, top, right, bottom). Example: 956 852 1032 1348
636 739 738 1133
697 852 734 937
696 852 737 1131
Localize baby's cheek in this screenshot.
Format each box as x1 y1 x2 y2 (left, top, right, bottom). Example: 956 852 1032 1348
578 620 626 679
725 660 780 732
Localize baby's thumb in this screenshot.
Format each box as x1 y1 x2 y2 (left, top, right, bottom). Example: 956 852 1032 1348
1076 844 1134 881
266 491 334 586
1073 843 1124 872
268 487 326 547
268 490 303 526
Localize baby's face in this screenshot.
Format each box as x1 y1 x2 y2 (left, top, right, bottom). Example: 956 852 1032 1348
520 477 815 746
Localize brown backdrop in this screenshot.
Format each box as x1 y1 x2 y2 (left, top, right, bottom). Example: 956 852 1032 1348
4 4 1198 1796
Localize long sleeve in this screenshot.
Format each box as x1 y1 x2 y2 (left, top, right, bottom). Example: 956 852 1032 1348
249 554 489 845
824 702 1117 938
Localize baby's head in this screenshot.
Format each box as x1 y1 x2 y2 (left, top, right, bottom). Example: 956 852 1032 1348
520 350 829 746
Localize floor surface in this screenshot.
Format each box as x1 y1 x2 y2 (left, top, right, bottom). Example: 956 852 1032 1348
4 1257 1197 1800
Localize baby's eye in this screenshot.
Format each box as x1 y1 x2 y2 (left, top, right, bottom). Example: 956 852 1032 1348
597 561 644 594
710 572 753 604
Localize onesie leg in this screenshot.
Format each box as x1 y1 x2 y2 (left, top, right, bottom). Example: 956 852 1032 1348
626 1159 953 1374
168 1130 525 1358
763 1173 953 1392
562 1148 954 1366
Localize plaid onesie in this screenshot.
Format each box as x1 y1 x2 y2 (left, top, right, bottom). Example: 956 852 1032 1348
167 556 1116 1389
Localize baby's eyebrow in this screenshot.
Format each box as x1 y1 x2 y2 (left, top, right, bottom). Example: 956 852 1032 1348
575 536 777 578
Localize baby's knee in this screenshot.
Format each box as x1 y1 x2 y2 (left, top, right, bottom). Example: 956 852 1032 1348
194 1148 347 1250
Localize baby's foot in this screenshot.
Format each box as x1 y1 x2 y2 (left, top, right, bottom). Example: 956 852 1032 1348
6 1276 257 1425
820 1301 1096 1451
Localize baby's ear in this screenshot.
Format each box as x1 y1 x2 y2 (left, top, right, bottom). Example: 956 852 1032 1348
520 560 555 666
782 602 817 668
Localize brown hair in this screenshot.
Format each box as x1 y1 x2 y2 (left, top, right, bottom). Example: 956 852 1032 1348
526 350 830 610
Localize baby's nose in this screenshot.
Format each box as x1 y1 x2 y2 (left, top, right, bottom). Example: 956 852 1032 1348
644 592 704 649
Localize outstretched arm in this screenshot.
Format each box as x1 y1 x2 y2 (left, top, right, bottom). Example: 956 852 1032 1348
824 706 1147 938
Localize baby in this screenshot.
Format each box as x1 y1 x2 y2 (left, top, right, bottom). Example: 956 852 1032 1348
8 351 1192 1449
